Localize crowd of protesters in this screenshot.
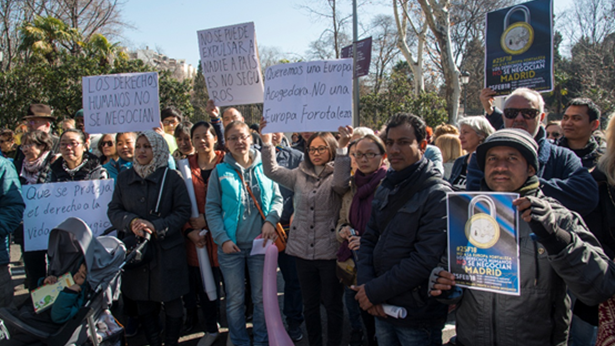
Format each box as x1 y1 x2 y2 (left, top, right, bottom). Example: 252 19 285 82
0 86 614 346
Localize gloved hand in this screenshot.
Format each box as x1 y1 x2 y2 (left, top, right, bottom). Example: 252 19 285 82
513 196 571 254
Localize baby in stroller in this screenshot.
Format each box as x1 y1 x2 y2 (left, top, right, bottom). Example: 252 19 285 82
0 217 126 346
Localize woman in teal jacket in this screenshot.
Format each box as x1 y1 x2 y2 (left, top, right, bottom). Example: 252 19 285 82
205 121 283 346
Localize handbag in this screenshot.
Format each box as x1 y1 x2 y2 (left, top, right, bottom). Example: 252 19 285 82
235 169 287 252
336 257 357 287
123 168 168 269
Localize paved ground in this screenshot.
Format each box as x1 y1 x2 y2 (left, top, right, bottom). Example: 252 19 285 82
6 243 455 345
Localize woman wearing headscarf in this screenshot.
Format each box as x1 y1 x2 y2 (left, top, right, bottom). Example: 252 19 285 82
107 130 191 346
49 129 108 182
205 121 283 346
13 130 58 289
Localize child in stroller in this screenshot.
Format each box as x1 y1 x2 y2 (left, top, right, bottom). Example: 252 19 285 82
0 217 126 346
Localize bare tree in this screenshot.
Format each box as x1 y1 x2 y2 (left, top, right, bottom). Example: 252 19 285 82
369 15 400 94
41 0 126 41
393 0 429 94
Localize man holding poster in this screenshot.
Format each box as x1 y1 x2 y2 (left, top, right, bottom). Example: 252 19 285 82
430 129 615 346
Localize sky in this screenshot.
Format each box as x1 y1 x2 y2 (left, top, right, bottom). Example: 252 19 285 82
120 0 576 69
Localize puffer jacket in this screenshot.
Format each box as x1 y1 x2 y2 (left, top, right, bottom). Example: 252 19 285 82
49 151 108 182
0 157 25 265
443 190 615 346
357 157 451 327
261 144 351 260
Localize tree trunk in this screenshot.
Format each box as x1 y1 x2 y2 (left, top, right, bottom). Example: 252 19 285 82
417 0 461 124
393 0 425 95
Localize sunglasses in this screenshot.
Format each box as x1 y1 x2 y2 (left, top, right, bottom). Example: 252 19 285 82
101 141 114 147
547 131 561 139
503 108 540 120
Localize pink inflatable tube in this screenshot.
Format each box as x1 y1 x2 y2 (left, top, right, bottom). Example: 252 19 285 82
263 244 293 346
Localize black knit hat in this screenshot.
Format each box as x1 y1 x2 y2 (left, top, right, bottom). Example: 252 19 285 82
476 128 539 172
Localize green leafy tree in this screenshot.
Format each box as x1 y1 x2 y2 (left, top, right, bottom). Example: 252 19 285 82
190 62 209 122
19 16 81 64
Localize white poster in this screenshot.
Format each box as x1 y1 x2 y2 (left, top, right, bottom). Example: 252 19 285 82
197 22 264 106
262 59 353 134
22 180 115 251
82 72 160 134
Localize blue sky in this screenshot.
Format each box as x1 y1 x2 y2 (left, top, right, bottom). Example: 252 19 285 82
119 0 575 68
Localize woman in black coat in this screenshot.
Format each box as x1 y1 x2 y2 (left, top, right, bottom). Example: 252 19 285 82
48 129 108 182
107 130 191 346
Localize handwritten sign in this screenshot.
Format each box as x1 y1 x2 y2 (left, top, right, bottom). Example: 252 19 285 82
82 72 160 134
447 192 520 296
197 22 264 107
262 59 353 134
22 180 115 251
484 0 553 95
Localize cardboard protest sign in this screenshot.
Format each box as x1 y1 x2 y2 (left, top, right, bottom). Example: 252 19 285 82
197 22 264 107
262 59 353 134
447 192 520 296
341 37 372 78
82 72 160 134
22 180 115 251
484 0 553 96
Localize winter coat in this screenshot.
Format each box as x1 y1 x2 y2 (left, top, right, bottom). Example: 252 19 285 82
558 135 605 169
107 166 191 302
0 157 25 265
15 152 55 185
466 126 598 215
271 145 304 225
51 283 89 324
442 189 615 346
357 157 451 327
182 151 224 267
48 151 108 182
261 144 351 260
206 149 283 249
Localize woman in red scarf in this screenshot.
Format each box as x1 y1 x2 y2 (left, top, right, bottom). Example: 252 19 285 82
181 121 225 346
336 134 388 346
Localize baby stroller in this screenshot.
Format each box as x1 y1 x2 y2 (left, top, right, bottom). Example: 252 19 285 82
0 217 127 346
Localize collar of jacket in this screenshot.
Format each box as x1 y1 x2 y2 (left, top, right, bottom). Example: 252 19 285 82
299 159 334 179
223 148 261 172
382 156 430 189
533 126 551 176
558 135 604 159
126 165 168 184
52 151 100 174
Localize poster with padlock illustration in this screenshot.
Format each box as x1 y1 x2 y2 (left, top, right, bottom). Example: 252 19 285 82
484 0 553 96
447 192 520 296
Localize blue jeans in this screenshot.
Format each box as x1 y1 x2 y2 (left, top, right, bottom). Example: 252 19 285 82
344 286 363 330
375 318 443 346
218 248 267 346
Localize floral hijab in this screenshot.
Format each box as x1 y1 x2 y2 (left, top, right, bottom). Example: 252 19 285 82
132 130 169 179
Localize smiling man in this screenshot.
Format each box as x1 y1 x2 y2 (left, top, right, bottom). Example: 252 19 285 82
558 98 604 169
466 88 598 216
430 129 615 346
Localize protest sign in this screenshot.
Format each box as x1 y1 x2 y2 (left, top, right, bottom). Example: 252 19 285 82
484 0 553 96
447 192 520 296
197 22 264 107
262 59 353 134
341 37 372 78
22 180 115 251
82 72 160 134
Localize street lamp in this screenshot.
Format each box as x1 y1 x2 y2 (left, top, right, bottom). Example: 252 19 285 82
461 71 470 116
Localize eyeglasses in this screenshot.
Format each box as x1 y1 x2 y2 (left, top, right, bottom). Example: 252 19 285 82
59 142 82 149
162 119 179 125
503 108 540 120
101 141 114 147
227 134 250 142
547 131 561 139
352 152 381 160
308 146 328 154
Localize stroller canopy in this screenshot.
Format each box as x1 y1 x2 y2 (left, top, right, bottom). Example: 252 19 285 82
47 217 125 291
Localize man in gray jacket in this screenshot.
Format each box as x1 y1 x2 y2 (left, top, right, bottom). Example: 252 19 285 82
430 129 615 346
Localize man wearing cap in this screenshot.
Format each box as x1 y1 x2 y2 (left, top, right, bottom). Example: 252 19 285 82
467 88 598 216
429 129 615 346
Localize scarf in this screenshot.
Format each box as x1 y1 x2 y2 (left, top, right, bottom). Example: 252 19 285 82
133 131 169 179
21 151 51 184
62 155 89 177
337 165 387 262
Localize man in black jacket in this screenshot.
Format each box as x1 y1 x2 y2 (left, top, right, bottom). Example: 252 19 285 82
355 113 452 345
